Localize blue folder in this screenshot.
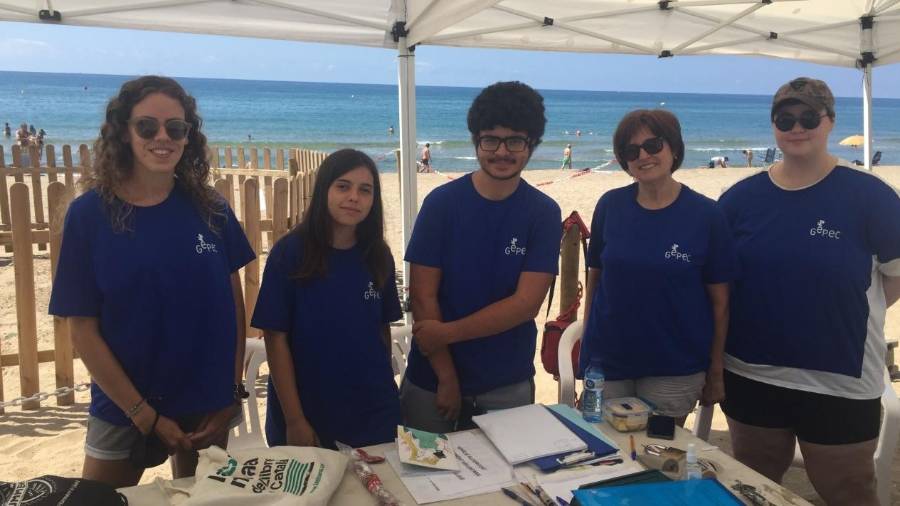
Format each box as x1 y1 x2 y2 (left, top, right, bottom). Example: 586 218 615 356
531 406 617 472
572 478 744 505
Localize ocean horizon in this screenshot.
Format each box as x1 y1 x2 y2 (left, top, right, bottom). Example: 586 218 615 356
2 70 899 171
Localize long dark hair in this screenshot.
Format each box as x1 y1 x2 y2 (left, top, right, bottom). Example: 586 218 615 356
84 75 222 232
293 149 392 288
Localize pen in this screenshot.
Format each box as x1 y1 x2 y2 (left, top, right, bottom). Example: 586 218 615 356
501 487 535 506
533 484 558 506
629 435 637 461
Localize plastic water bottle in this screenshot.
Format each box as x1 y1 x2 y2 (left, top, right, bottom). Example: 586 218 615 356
685 443 702 480
581 362 604 423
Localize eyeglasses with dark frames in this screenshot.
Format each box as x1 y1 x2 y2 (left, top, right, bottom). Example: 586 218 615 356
476 135 530 152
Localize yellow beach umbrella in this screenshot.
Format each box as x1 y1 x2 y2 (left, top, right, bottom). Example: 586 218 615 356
839 135 865 147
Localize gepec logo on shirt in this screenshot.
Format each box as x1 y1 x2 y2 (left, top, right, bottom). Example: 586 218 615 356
664 243 691 263
195 233 218 254
809 219 841 239
363 281 381 300
504 237 526 256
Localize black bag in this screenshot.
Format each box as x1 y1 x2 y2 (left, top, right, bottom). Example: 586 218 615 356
0 475 127 505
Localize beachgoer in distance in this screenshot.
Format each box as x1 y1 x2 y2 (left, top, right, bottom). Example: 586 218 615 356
388 125 395 135
3 122 10 137
48 75 255 488
710 155 729 168
15 123 29 147
401 81 562 432
252 149 402 449
419 143 432 172
719 77 900 506
561 144 573 170
29 124 36 136
743 149 753 167
579 109 738 424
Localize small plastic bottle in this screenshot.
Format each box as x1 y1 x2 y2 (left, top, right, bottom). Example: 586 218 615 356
581 362 604 423
685 443 702 480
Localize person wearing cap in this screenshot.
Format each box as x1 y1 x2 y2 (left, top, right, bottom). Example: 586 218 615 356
718 77 900 505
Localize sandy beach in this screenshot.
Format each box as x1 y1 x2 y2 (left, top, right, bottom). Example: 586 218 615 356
1 165 898 504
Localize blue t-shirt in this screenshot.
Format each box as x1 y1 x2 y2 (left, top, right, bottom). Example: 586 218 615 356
579 184 739 380
719 166 900 397
251 230 403 449
404 173 562 395
49 186 255 425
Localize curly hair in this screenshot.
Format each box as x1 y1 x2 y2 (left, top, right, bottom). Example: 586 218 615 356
83 75 222 232
467 81 546 149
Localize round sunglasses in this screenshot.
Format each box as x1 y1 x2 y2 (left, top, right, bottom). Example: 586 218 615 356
128 117 192 141
621 137 665 162
773 112 827 132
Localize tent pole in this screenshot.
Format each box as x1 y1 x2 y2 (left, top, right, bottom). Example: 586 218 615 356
397 37 418 315
863 63 873 171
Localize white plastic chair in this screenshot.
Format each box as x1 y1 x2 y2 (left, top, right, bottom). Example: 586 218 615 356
557 320 583 408
390 324 413 384
228 338 268 450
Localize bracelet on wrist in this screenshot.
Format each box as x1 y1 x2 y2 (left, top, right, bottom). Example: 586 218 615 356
126 398 146 419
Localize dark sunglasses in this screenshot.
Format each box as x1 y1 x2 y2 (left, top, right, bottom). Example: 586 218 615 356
476 135 530 152
621 137 665 162
128 117 192 141
773 111 827 132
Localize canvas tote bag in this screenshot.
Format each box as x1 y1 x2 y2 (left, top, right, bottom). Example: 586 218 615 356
160 445 347 505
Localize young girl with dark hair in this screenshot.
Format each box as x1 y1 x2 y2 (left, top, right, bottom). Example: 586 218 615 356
49 75 255 487
252 148 402 449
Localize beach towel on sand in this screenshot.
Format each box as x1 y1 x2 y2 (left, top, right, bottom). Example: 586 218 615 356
160 445 347 505
0 475 127 505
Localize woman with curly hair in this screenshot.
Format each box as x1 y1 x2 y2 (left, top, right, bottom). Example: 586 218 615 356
49 75 255 487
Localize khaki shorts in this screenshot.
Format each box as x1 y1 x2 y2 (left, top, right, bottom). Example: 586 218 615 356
603 372 706 417
84 407 243 461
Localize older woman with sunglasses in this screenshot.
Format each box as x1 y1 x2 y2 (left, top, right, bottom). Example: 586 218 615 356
718 78 900 505
579 109 738 423
49 76 255 487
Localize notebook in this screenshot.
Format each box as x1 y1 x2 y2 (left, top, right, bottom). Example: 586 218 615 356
472 404 586 465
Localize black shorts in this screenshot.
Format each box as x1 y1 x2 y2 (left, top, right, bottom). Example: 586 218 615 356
721 369 880 445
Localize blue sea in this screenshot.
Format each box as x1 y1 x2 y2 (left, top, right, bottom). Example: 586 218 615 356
3 70 900 170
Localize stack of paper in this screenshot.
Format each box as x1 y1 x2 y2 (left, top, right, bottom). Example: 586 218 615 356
386 430 517 504
472 404 587 465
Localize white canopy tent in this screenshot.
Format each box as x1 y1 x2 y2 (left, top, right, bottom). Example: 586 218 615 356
2 0 899 258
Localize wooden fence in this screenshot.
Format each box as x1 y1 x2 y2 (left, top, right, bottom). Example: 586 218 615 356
0 143 325 412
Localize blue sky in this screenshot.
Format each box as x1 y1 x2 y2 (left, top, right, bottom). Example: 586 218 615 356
3 21 900 98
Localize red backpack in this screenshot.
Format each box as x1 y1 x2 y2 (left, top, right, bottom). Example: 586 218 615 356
540 211 590 379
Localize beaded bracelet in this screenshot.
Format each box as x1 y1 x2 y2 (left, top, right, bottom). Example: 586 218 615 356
126 398 146 419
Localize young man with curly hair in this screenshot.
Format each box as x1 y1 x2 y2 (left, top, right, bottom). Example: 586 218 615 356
401 81 562 432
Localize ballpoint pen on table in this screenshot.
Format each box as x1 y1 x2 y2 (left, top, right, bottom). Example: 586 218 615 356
501 487 536 506
629 435 637 461
521 482 556 506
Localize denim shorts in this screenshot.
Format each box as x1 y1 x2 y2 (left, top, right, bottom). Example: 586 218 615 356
84 407 243 461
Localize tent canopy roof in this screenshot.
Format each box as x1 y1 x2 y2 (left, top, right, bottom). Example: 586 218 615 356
1 1 899 68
